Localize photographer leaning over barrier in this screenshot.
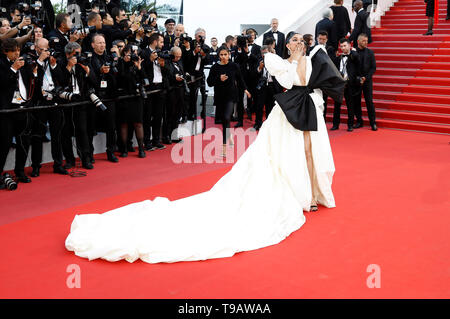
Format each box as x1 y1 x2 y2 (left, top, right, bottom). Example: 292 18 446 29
0 15 32 44
51 41 97 170
47 12 82 55
90 32 119 163
0 38 42 186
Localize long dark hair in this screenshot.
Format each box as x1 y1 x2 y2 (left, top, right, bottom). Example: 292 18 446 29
283 31 300 59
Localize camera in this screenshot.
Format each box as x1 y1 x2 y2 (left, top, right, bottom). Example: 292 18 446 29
155 49 172 60
2 173 18 191
142 24 155 34
56 87 81 102
77 52 92 66
88 89 107 111
237 35 250 48
179 33 192 43
136 82 147 99
130 53 140 62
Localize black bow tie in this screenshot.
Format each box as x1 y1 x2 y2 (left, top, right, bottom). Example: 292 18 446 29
272 31 278 34
342 54 349 57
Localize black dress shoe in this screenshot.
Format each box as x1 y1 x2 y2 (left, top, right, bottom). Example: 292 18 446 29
31 167 40 177
138 148 146 158
53 166 69 175
354 122 363 129
64 161 76 169
145 144 156 151
107 151 119 163
371 124 378 131
127 144 135 152
347 126 353 132
423 30 433 36
162 138 172 145
330 126 339 131
82 162 94 169
152 142 166 150
234 122 243 128
120 152 128 158
16 173 31 183
171 138 183 143
446 16 450 21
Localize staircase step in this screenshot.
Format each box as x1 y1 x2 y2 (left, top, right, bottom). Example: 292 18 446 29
372 91 450 104
376 67 450 77
327 98 450 115
371 83 450 96
372 34 450 42
377 60 450 70
373 29 450 35
371 47 450 55
325 115 450 134
326 106 450 125
375 54 450 63
370 40 450 48
373 74 450 86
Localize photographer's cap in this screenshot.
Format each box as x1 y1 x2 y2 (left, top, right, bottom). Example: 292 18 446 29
164 18 175 25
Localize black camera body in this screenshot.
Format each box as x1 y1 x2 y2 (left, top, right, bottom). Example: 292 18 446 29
237 35 250 49
77 52 92 66
179 33 192 43
155 49 172 60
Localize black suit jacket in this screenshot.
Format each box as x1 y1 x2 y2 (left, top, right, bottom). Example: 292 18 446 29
140 47 171 89
47 29 70 54
332 50 361 85
356 47 376 81
349 9 372 47
315 18 338 50
51 60 97 100
263 31 286 57
235 43 261 87
0 55 43 109
330 5 351 41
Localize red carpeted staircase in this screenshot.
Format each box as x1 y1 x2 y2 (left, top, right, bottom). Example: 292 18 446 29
327 0 450 134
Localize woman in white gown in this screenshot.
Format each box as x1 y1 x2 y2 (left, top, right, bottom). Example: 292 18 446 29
65 33 345 264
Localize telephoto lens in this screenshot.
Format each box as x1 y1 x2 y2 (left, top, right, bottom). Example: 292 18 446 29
89 92 107 111
2 173 18 191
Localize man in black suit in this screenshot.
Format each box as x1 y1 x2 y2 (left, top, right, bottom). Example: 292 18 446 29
0 38 42 183
315 8 338 51
353 33 377 131
141 32 171 150
447 0 450 20
262 18 286 57
47 13 81 54
331 38 360 132
52 42 98 169
349 0 372 48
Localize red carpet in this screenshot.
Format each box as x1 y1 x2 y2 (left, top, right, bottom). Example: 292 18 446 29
327 0 450 134
0 126 449 298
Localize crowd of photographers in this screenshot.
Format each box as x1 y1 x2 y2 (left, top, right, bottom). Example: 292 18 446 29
0 1 221 190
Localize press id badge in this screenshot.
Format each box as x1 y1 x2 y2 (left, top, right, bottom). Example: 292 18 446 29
100 80 108 88
11 91 23 104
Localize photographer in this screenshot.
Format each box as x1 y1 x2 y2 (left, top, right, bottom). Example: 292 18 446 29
162 18 175 51
89 32 119 163
107 6 139 44
140 31 169 151
253 45 282 131
81 11 103 53
30 37 69 176
185 27 210 121
116 45 146 158
52 42 97 170
234 28 260 127
0 38 41 184
47 12 81 55
164 46 185 144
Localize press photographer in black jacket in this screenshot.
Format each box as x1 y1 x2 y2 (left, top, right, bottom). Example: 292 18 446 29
52 42 97 170
0 38 43 184
90 33 119 163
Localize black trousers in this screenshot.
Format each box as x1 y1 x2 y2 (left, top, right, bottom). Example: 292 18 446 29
353 79 376 126
144 84 165 145
254 82 276 127
333 82 356 128
0 111 32 175
30 107 65 169
323 93 329 123
218 100 235 144
236 87 245 123
93 100 117 153
62 105 95 164
164 87 184 140
187 76 204 120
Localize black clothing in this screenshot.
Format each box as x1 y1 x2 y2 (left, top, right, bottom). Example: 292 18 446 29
117 59 146 123
274 49 345 131
330 5 351 41
425 0 435 17
315 18 338 50
349 9 372 47
353 47 376 126
263 31 286 57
